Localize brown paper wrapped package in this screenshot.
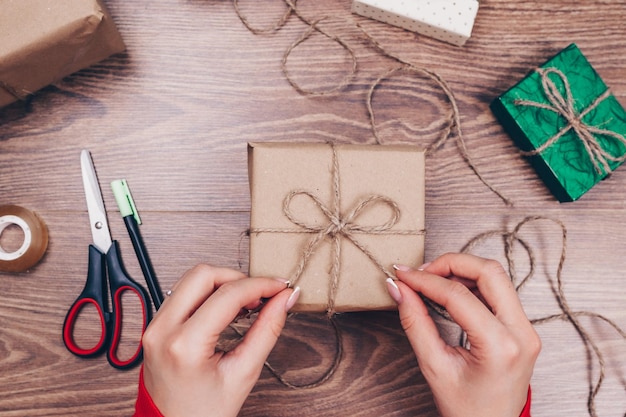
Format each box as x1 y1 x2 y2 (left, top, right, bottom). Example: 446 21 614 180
0 0 125 107
248 142 426 313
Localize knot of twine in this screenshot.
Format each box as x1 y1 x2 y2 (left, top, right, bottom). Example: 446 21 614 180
251 144 424 316
514 67 626 175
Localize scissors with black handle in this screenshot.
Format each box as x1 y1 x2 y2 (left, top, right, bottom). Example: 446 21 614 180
62 150 152 369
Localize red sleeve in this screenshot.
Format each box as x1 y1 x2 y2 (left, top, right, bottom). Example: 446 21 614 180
131 366 531 417
133 366 165 417
519 386 532 417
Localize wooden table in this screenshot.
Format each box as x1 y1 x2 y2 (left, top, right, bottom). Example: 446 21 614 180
1 1 625 416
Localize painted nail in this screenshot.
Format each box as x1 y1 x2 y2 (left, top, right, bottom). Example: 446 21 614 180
285 286 301 312
393 264 412 272
417 262 431 271
274 278 291 287
386 278 402 304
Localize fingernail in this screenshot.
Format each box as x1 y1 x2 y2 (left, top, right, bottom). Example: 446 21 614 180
386 278 402 304
285 286 301 312
274 278 291 287
417 262 431 271
393 264 412 272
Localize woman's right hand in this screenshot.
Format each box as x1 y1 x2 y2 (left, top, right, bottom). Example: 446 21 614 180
387 253 541 417
140 264 299 417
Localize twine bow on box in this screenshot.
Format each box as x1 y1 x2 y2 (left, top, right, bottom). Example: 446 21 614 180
251 144 424 315
515 67 626 175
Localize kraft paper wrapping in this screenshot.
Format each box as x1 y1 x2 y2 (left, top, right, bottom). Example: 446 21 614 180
0 0 125 107
351 0 479 47
248 142 426 313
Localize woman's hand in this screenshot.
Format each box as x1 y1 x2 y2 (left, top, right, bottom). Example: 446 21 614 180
141 264 299 417
386 253 541 417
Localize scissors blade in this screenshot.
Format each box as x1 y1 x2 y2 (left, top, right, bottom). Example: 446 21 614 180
81 150 113 253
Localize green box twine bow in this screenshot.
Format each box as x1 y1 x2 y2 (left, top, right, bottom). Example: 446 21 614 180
491 43 626 202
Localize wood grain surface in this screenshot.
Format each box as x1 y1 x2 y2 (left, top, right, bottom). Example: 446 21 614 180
1 0 625 416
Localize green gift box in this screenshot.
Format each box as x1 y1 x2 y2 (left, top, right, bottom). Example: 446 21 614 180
490 43 626 202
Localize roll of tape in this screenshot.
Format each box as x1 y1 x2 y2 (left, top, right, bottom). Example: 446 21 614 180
0 205 48 273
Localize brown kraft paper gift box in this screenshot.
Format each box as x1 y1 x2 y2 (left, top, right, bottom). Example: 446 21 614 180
248 142 426 313
0 0 125 107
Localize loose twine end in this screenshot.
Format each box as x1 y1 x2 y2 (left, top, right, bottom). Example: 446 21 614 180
450 216 624 417
234 0 513 207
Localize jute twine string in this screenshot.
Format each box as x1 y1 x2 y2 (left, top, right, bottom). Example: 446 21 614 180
233 0 512 206
281 17 358 96
232 0 294 34
439 216 625 417
357 23 511 206
234 0 357 95
365 66 453 156
515 68 626 176
229 314 344 389
250 143 425 316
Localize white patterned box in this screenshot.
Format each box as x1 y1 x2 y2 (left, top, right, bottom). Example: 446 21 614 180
352 0 480 46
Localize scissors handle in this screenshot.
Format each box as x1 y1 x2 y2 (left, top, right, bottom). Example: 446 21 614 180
105 240 152 369
63 245 109 358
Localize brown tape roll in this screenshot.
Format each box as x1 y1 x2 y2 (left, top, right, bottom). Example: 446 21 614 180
0 205 49 273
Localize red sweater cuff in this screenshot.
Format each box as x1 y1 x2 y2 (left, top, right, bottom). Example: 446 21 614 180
131 368 532 417
519 386 532 417
133 366 164 417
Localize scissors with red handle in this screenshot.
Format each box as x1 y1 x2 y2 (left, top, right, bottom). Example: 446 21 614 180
62 150 152 369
